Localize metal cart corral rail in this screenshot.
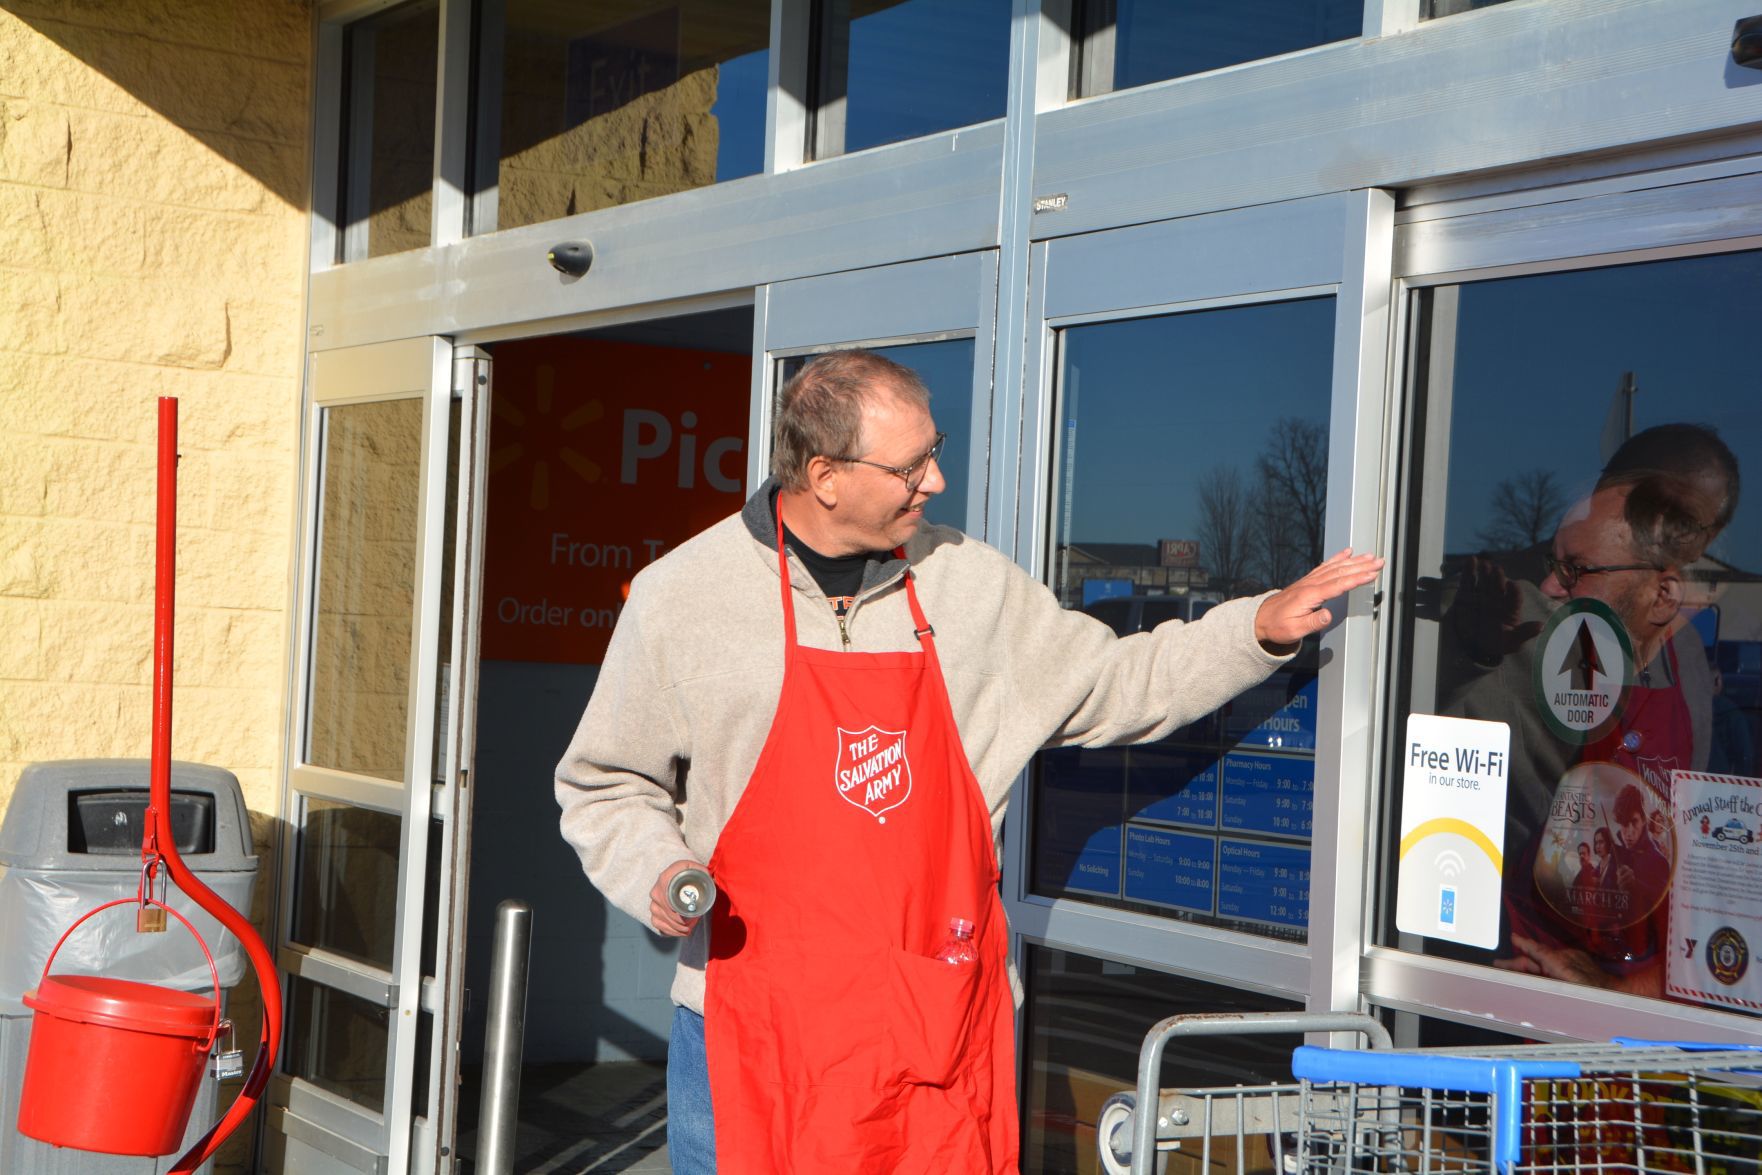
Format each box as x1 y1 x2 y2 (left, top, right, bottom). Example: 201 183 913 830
1099 1011 1396 1175
1292 1038 1762 1175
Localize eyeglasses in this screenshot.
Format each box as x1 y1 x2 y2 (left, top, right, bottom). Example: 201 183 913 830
835 432 947 493
1542 553 1662 591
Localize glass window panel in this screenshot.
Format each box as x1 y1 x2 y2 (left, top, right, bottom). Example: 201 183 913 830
1022 945 1301 1175
778 339 978 532
432 397 462 785
284 974 390 1112
1030 297 1337 941
307 397 425 781
815 0 1011 158
480 0 771 233
421 815 443 977
293 799 400 969
1423 0 1522 19
1075 0 1360 98
1381 249 1762 1017
342 1 439 259
412 1009 433 1120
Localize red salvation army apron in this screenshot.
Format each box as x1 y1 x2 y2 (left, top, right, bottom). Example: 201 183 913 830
1584 637 1692 799
1580 638 1690 968
703 512 1017 1174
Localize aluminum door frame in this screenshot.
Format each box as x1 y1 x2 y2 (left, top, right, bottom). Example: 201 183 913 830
416 347 490 1175
1002 190 1397 1017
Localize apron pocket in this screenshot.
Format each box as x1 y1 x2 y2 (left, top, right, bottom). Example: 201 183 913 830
885 946 984 1089
715 943 986 1093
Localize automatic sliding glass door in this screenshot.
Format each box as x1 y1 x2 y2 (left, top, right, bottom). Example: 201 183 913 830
1010 192 1396 1170
1369 170 1762 1047
271 338 478 1174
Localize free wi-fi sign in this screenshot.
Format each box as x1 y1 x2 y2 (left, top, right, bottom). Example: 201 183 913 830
1396 714 1512 949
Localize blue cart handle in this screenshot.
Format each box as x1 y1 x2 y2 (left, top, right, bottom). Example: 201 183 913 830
1612 1036 1762 1052
1292 1047 1579 1175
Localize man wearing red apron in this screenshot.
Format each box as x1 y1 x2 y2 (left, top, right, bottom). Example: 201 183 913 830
702 508 1016 1171
1497 479 1709 996
557 350 1382 1173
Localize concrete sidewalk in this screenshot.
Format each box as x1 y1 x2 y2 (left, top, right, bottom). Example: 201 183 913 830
454 1061 669 1173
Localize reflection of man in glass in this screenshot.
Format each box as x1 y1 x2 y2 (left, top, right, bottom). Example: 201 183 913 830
1507 475 1720 991
1541 484 1692 681
1442 424 1740 995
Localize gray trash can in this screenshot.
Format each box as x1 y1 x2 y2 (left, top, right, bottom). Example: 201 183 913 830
0 759 259 1174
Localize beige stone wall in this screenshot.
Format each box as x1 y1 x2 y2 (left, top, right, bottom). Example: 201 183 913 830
0 0 309 810
1 6 310 1166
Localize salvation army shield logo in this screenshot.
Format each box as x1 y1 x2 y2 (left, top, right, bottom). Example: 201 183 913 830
834 726 913 822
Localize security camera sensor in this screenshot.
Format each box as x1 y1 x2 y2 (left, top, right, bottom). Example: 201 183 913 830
1736 16 1762 69
547 242 593 277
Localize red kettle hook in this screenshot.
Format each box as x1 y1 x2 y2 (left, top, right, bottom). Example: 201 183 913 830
150 398 283 1173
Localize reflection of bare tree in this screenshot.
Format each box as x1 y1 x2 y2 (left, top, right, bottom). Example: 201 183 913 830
1253 417 1328 584
1251 478 1300 588
1198 467 1253 593
1477 469 1565 551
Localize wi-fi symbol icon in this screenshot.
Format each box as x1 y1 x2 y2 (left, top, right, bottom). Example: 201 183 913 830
1435 849 1466 879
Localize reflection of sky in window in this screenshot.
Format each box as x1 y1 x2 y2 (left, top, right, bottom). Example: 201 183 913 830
712 47 767 181
1056 299 1336 543
1443 251 1762 572
841 0 1010 155
1112 0 1361 90
869 339 975 530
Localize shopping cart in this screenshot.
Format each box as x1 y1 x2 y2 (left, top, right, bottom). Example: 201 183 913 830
1291 1037 1762 1175
1096 1011 1395 1175
1100 1016 1762 1175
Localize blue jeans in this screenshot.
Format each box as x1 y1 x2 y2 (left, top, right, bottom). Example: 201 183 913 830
667 1006 716 1173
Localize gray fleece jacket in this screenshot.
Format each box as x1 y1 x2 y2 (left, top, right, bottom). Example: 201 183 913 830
555 482 1292 1013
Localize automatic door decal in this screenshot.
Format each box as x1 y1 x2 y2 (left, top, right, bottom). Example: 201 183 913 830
834 726 913 822
1533 598 1632 745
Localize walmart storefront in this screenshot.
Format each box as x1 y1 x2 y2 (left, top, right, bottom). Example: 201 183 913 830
282 1 1762 1171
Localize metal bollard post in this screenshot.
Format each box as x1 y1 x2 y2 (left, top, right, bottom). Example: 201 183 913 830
477 900 532 1175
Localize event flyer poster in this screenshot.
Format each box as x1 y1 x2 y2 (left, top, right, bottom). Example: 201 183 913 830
1668 770 1762 1012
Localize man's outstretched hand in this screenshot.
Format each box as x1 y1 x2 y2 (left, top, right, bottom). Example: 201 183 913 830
1254 549 1385 652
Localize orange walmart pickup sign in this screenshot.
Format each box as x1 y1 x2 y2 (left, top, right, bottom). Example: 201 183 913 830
480 336 749 664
